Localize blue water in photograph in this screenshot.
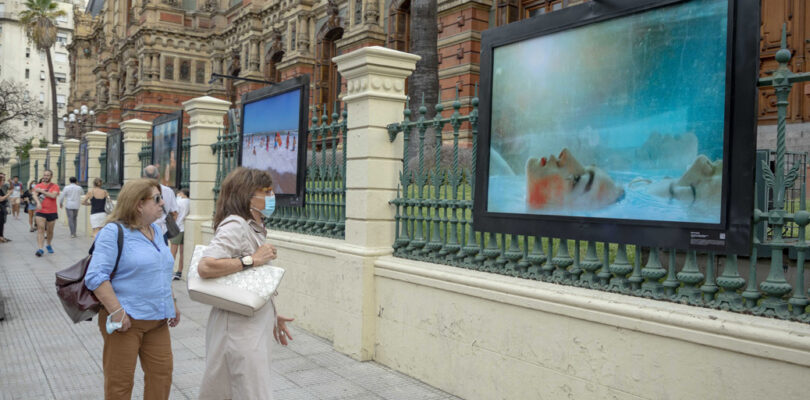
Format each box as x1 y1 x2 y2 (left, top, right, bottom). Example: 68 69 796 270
153 119 178 188
242 89 302 195
488 0 728 224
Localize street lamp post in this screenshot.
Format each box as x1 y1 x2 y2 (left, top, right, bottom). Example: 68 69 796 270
62 105 95 139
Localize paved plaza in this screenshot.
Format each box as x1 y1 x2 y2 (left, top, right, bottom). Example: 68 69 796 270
0 216 459 400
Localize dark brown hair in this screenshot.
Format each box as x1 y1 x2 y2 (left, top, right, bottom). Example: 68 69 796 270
109 179 161 229
213 167 273 229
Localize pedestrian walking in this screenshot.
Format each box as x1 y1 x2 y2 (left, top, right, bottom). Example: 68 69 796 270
21 181 39 232
33 170 60 257
0 173 11 243
59 177 84 238
83 178 109 239
196 167 293 400
142 165 177 244
9 175 22 219
170 188 189 280
84 178 180 400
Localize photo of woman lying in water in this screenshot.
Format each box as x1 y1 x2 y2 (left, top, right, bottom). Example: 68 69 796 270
486 0 729 224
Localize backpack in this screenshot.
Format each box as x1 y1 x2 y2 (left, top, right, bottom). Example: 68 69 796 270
55 223 124 323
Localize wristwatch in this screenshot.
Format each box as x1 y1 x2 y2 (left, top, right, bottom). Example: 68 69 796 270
240 255 254 269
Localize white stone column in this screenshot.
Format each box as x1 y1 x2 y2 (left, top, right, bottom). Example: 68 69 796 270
120 119 151 184
29 144 48 184
182 96 231 270
328 47 419 360
6 158 18 181
47 144 62 183
84 131 107 237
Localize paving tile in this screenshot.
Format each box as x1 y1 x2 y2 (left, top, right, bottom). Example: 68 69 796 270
0 219 458 400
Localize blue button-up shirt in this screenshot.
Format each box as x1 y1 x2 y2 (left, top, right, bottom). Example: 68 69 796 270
85 222 176 320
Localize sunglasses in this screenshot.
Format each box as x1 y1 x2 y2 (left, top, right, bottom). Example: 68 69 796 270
147 194 163 204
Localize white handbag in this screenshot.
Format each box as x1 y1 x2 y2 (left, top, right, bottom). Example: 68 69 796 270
187 244 285 317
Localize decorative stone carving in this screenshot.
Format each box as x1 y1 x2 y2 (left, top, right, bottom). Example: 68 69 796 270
163 0 179 7
364 0 380 26
204 0 218 12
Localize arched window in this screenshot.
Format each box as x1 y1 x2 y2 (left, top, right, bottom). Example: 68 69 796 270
315 28 344 118
387 0 410 52
496 0 567 26
265 51 284 83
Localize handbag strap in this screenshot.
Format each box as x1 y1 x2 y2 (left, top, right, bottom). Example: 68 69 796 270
88 222 124 279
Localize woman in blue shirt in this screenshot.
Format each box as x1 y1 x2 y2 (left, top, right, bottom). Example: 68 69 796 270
85 178 180 400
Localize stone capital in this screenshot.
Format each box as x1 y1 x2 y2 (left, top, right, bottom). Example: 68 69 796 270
334 46 420 104
62 138 80 153
183 96 231 130
120 118 152 142
85 131 108 149
29 147 48 161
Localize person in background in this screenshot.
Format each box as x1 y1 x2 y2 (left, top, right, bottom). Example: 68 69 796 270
9 176 22 219
21 180 39 232
142 165 177 244
83 178 109 239
33 170 60 257
0 173 11 243
85 179 180 399
170 188 190 280
59 177 84 238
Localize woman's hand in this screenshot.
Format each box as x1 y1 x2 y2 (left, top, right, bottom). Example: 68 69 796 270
273 315 294 345
168 302 181 327
252 243 278 266
114 312 132 333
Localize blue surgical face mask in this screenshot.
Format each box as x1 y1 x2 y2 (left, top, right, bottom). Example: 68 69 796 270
252 194 276 218
106 308 124 334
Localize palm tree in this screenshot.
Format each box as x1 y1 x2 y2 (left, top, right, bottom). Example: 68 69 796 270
19 0 65 144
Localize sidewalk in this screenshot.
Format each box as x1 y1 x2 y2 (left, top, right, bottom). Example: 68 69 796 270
0 216 460 400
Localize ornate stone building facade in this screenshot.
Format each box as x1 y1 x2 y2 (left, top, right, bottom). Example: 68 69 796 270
67 0 809 145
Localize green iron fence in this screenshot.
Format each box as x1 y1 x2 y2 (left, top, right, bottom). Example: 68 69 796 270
56 147 64 186
386 34 810 324
138 143 152 173
18 158 30 186
265 107 347 239
211 107 347 238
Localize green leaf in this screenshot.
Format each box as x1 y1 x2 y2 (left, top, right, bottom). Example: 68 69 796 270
761 160 776 189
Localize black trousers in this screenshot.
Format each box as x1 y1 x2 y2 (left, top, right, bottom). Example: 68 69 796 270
0 209 6 238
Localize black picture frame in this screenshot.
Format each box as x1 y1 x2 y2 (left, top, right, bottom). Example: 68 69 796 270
79 138 89 187
238 75 310 207
105 129 124 188
151 111 183 188
473 0 759 254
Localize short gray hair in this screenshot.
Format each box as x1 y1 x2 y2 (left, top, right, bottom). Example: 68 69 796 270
142 165 159 180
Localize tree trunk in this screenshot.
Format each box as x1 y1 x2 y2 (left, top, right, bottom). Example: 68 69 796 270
46 48 58 143
407 0 439 164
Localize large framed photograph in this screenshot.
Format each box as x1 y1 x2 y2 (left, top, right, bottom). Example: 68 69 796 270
105 129 124 188
151 111 183 188
239 75 309 206
474 0 759 253
79 138 88 186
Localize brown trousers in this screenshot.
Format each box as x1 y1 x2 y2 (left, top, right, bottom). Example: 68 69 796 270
97 308 173 400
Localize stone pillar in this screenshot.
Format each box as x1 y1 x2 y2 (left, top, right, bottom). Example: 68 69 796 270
182 96 231 269
6 158 18 180
142 54 152 82
329 47 419 360
84 131 107 237
249 40 260 72
120 119 151 184
109 74 120 103
47 144 62 183
29 145 48 183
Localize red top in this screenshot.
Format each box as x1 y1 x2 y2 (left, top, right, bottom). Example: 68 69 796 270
35 182 60 214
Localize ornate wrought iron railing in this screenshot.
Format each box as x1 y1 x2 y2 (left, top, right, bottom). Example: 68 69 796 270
138 143 152 173
181 137 190 190
211 108 348 239
387 31 810 323
56 148 64 186
265 107 347 239
33 160 39 183
210 128 239 208
18 158 30 186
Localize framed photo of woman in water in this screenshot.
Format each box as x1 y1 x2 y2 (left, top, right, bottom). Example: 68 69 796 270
473 0 759 254
238 75 309 207
106 129 124 188
151 111 183 188
79 139 88 187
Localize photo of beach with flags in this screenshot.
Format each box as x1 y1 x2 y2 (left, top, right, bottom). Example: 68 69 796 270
242 89 301 195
